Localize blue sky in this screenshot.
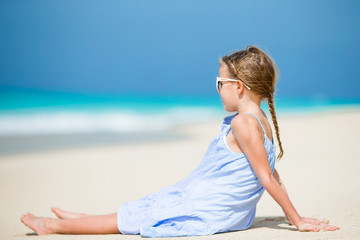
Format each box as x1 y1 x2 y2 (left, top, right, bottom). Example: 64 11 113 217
0 0 359 99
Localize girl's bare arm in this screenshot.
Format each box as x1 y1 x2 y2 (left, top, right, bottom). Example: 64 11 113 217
231 115 339 232
273 168 329 226
273 168 292 223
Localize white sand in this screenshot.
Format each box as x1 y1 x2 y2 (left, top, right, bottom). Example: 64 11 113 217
0 109 359 240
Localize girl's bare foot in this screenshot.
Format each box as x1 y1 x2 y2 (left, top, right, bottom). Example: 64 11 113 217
51 207 89 219
21 213 56 235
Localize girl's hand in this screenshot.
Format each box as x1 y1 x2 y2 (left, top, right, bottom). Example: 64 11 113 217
296 219 340 232
300 217 326 225
288 216 324 225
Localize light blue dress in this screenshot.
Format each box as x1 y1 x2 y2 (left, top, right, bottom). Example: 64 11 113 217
117 113 276 237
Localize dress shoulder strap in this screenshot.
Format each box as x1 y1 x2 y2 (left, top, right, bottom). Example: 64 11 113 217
246 113 266 135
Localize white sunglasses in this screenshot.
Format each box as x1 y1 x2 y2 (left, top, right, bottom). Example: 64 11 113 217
216 77 251 91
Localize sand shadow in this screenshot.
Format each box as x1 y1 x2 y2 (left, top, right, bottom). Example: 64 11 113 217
249 216 297 231
25 232 38 236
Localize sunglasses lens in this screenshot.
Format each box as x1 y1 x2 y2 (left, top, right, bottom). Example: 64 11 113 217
217 81 222 91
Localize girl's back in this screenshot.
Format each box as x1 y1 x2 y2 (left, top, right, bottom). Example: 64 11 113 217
226 110 273 153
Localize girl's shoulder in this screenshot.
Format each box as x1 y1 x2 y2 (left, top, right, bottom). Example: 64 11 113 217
231 113 264 140
223 113 237 125
231 112 274 144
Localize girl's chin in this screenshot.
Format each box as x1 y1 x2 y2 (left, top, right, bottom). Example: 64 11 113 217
223 106 237 113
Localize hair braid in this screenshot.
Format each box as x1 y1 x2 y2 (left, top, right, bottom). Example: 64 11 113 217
267 93 283 160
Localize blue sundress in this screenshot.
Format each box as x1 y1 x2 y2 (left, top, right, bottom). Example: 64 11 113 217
117 113 276 237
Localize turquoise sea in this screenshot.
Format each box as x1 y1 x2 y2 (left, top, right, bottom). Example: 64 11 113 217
1 88 360 137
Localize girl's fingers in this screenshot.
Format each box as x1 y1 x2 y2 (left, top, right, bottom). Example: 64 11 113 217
294 216 340 232
299 222 340 232
303 217 340 231
318 224 340 231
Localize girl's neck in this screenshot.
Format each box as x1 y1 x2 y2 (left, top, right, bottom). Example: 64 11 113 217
236 93 262 115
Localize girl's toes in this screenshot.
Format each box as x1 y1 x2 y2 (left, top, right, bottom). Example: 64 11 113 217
21 213 33 222
51 207 66 219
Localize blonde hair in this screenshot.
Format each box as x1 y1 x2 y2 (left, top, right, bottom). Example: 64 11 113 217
220 45 284 160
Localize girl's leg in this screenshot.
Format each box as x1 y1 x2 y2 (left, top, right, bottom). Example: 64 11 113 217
51 207 90 219
21 212 120 235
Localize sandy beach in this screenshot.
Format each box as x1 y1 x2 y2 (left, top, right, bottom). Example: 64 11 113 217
0 109 359 240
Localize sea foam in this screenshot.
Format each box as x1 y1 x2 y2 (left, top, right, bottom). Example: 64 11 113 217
0 107 222 136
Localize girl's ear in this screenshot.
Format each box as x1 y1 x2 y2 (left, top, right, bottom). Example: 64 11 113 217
236 81 246 94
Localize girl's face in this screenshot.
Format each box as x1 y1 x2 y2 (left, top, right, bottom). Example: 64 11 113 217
218 64 239 112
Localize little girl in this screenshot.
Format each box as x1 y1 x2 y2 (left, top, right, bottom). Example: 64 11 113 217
21 46 339 237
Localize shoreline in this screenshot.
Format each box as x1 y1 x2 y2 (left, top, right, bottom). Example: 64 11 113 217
1 106 359 156
276 103 360 117
0 131 181 157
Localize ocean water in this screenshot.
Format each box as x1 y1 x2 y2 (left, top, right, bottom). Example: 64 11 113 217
1 88 360 137
0 88 223 136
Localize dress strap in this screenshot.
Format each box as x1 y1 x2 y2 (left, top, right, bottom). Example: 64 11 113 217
246 113 266 136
